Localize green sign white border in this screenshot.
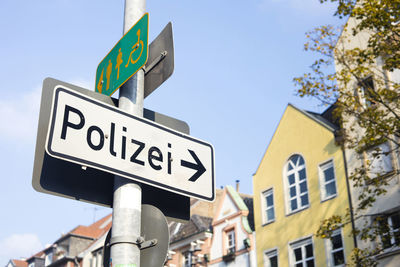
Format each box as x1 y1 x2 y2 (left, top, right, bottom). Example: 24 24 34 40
95 12 149 96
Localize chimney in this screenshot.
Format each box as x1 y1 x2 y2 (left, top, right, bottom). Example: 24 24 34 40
235 180 240 192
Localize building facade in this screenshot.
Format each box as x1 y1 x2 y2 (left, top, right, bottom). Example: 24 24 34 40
164 186 255 267
165 214 213 267
10 214 112 267
253 104 355 267
9 188 253 267
334 8 400 265
208 186 256 267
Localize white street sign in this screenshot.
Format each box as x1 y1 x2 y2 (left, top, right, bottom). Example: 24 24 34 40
46 86 215 201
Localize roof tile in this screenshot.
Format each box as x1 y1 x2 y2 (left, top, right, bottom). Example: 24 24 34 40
12 260 28 267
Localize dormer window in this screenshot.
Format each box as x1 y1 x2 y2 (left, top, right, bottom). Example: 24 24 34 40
45 251 54 266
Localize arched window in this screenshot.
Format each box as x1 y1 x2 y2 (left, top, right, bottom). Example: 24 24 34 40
285 154 309 213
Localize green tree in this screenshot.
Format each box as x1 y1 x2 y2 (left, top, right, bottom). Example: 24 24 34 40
293 0 400 265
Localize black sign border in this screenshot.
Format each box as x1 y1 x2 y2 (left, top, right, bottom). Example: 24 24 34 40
46 86 215 202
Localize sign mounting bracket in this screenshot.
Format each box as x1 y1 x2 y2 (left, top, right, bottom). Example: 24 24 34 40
144 51 167 75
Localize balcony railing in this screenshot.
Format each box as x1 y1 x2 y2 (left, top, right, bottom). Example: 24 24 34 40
222 247 236 262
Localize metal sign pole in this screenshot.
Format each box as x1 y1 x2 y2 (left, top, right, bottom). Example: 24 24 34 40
111 0 145 267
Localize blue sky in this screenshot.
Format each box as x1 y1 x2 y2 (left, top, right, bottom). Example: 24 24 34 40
0 0 341 264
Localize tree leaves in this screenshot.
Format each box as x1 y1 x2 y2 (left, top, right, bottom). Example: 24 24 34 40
296 1 400 265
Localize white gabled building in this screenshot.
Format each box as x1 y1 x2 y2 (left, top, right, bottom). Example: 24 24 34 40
208 185 256 267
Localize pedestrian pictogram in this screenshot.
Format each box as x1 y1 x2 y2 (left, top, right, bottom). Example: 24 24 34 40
95 13 149 96
116 48 123 79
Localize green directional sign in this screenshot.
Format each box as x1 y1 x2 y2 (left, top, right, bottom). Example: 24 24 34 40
95 13 149 96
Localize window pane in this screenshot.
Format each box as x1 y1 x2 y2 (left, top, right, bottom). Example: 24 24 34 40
291 199 298 211
391 213 400 229
270 255 278 267
267 208 275 221
298 156 304 165
290 155 299 165
296 264 303 267
332 234 343 250
300 181 307 193
368 143 393 176
305 244 313 258
294 247 302 261
325 181 337 197
287 155 308 214
333 251 345 266
227 230 235 249
382 233 392 248
395 231 400 246
288 162 294 171
266 194 273 206
306 259 315 267
301 194 309 206
289 174 295 185
299 169 306 180
324 167 335 182
184 252 191 267
290 186 296 197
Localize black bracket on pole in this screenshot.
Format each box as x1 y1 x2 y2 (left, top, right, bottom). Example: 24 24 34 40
143 51 167 75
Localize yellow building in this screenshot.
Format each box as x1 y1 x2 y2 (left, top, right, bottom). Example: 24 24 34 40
253 104 355 267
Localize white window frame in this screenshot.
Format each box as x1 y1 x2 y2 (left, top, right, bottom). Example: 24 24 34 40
263 248 278 267
324 229 346 267
183 252 192 267
172 222 181 235
318 159 338 201
387 213 400 246
366 142 393 178
28 263 35 267
289 236 315 267
45 251 53 266
356 76 374 108
96 251 102 267
91 249 102 267
283 154 310 215
226 229 236 254
90 256 96 267
261 188 275 225
380 211 400 249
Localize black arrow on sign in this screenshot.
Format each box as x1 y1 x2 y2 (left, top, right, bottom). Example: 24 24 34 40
181 149 206 182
